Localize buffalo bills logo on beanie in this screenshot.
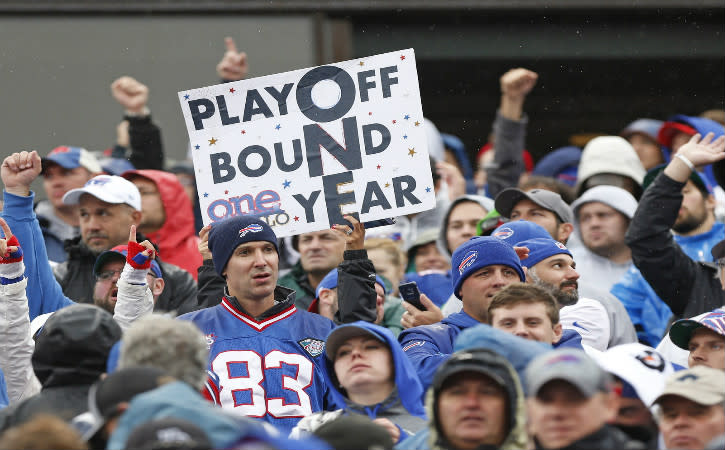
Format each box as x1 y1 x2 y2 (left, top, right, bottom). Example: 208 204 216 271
208 216 278 277
492 227 514 239
239 224 264 237
450 236 525 299
458 250 478 275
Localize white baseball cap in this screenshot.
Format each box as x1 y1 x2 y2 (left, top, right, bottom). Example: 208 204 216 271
63 174 141 211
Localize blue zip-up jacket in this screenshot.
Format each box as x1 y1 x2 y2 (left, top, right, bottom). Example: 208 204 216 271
612 221 725 345
1 191 74 320
399 311 581 391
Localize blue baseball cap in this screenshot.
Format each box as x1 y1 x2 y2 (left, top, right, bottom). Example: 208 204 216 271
315 268 388 298
94 244 162 278
516 238 572 269
42 146 102 173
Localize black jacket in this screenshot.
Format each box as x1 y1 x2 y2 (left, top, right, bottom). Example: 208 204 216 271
54 235 201 314
196 249 377 324
0 305 122 432
535 425 647 450
626 172 725 319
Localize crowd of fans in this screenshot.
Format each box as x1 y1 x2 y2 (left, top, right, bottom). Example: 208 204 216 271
0 37 723 450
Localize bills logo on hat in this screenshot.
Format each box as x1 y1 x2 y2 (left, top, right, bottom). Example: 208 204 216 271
701 312 725 335
635 350 665 372
86 177 112 187
239 224 264 237
458 250 478 274
493 227 514 240
555 242 568 250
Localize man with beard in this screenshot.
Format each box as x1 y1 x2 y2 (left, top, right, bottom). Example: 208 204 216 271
612 166 722 346
517 237 636 351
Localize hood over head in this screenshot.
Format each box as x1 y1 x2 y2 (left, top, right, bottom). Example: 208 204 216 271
436 195 495 258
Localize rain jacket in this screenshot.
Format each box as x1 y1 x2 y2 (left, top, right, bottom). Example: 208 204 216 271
626 172 725 318
398 327 538 450
121 170 201 281
290 322 426 443
0 305 121 432
105 381 322 450
612 221 724 346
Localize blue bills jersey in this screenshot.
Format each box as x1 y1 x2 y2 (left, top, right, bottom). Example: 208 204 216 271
179 298 336 434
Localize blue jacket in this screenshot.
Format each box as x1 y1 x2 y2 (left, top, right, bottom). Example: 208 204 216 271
106 381 327 450
399 311 577 391
1 191 74 320
0 369 7 410
612 221 725 345
320 322 426 442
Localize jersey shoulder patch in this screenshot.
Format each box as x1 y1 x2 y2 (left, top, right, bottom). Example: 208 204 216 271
298 338 325 358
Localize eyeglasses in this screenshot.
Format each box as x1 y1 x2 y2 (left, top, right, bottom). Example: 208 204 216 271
96 269 122 281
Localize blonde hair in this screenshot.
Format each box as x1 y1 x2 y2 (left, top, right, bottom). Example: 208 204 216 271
364 238 407 270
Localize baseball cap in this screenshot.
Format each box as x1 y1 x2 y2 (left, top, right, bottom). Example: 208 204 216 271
495 188 573 224
516 238 572 269
526 348 612 398
643 163 713 195
654 365 725 406
477 209 507 236
62 174 142 211
42 146 102 174
125 417 211 450
94 244 162 278
325 323 386 360
79 366 170 441
314 268 387 299
658 121 697 148
588 343 676 406
669 310 725 350
491 220 551 245
620 118 664 143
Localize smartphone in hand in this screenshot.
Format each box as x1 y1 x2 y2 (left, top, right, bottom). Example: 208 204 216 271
399 281 426 311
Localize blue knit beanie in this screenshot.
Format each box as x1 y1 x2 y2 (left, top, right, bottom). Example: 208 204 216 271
516 238 572 269
491 220 550 246
450 236 525 299
208 216 278 277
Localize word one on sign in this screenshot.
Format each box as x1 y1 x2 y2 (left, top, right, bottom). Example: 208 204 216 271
178 48 435 238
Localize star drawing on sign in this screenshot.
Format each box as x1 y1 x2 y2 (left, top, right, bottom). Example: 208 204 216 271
408 148 416 157
385 182 390 188
209 137 218 145
404 114 410 120
224 190 229 194
203 192 209 198
403 135 408 139
194 144 200 150
414 121 420 126
241 130 246 134
183 94 190 100
275 124 281 130
425 187 432 193
359 61 364 66
229 88 235 93
376 164 381 169
294 216 300 221
400 55 405 60
283 180 291 189
392 120 397 124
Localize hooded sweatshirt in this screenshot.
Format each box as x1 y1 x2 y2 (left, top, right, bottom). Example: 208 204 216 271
397 341 532 450
291 322 426 443
122 170 202 281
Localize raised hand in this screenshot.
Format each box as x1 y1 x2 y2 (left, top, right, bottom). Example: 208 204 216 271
198 224 212 260
500 68 538 101
111 76 150 114
332 214 365 251
216 37 249 81
1 151 42 197
675 132 725 167
0 217 22 263
400 293 443 328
